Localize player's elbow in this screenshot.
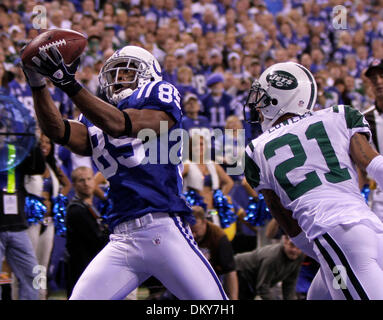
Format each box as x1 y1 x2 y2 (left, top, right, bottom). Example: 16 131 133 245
104 121 127 138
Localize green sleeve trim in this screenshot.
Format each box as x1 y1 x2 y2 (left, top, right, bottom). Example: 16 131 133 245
344 105 369 129
245 149 260 189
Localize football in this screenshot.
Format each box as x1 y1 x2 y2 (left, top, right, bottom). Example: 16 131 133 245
21 29 87 67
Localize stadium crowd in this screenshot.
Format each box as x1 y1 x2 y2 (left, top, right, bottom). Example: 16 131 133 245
0 0 382 300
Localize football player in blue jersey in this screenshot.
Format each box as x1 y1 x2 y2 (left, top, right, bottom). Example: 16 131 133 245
21 45 228 300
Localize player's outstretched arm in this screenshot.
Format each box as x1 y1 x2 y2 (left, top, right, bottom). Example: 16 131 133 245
30 46 175 138
31 86 92 156
350 132 383 190
71 89 175 138
350 132 379 169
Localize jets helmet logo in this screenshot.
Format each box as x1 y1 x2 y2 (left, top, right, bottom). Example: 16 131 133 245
266 70 298 90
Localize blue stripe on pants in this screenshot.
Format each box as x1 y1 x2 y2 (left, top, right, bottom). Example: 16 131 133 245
170 213 228 300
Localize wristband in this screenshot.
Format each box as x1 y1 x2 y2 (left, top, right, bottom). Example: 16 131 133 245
56 119 71 146
60 80 83 97
122 111 132 137
31 84 47 91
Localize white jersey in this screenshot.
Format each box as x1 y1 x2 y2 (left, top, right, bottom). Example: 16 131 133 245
245 105 383 240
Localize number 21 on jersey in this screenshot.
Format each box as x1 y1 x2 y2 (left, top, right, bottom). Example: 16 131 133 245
264 120 351 201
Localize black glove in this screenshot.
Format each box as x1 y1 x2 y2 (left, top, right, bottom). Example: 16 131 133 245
31 46 82 97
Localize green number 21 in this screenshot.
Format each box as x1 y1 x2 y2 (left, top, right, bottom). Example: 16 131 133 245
264 121 351 201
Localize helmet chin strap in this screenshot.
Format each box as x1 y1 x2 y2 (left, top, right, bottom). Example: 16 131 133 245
112 88 134 104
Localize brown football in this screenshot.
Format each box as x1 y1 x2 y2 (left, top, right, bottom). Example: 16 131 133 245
21 29 87 66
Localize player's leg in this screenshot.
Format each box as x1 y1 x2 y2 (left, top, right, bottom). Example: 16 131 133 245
306 268 332 300
313 223 383 300
70 234 150 300
144 214 228 300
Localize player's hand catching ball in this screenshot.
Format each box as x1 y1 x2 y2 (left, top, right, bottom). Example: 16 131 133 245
31 46 82 97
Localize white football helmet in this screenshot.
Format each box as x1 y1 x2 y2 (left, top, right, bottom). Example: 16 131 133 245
244 62 317 131
99 46 162 104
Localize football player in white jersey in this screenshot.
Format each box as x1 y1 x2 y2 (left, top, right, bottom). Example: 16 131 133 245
244 62 383 300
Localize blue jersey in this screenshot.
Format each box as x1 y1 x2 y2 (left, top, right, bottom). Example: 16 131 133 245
201 92 234 130
8 80 34 117
182 115 211 135
80 80 192 231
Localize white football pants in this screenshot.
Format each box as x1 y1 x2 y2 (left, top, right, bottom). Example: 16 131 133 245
69 212 228 300
312 223 383 300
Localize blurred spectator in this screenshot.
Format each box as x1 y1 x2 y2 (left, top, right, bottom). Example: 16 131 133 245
274 48 288 63
215 115 245 181
310 48 326 73
356 45 370 73
190 206 238 300
333 78 351 106
354 2 369 26
8 66 34 118
76 64 99 95
207 48 224 74
334 31 356 64
246 59 262 81
65 166 109 298
183 135 234 210
179 6 198 33
181 93 211 136
227 52 249 80
314 72 339 111
235 235 304 300
83 35 103 69
201 8 218 34
201 73 234 130
173 48 186 68
295 22 310 54
24 133 71 299
162 54 178 85
176 65 199 99
49 9 72 30
370 39 383 63
277 22 296 49
344 75 365 112
0 145 45 300
345 54 360 78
